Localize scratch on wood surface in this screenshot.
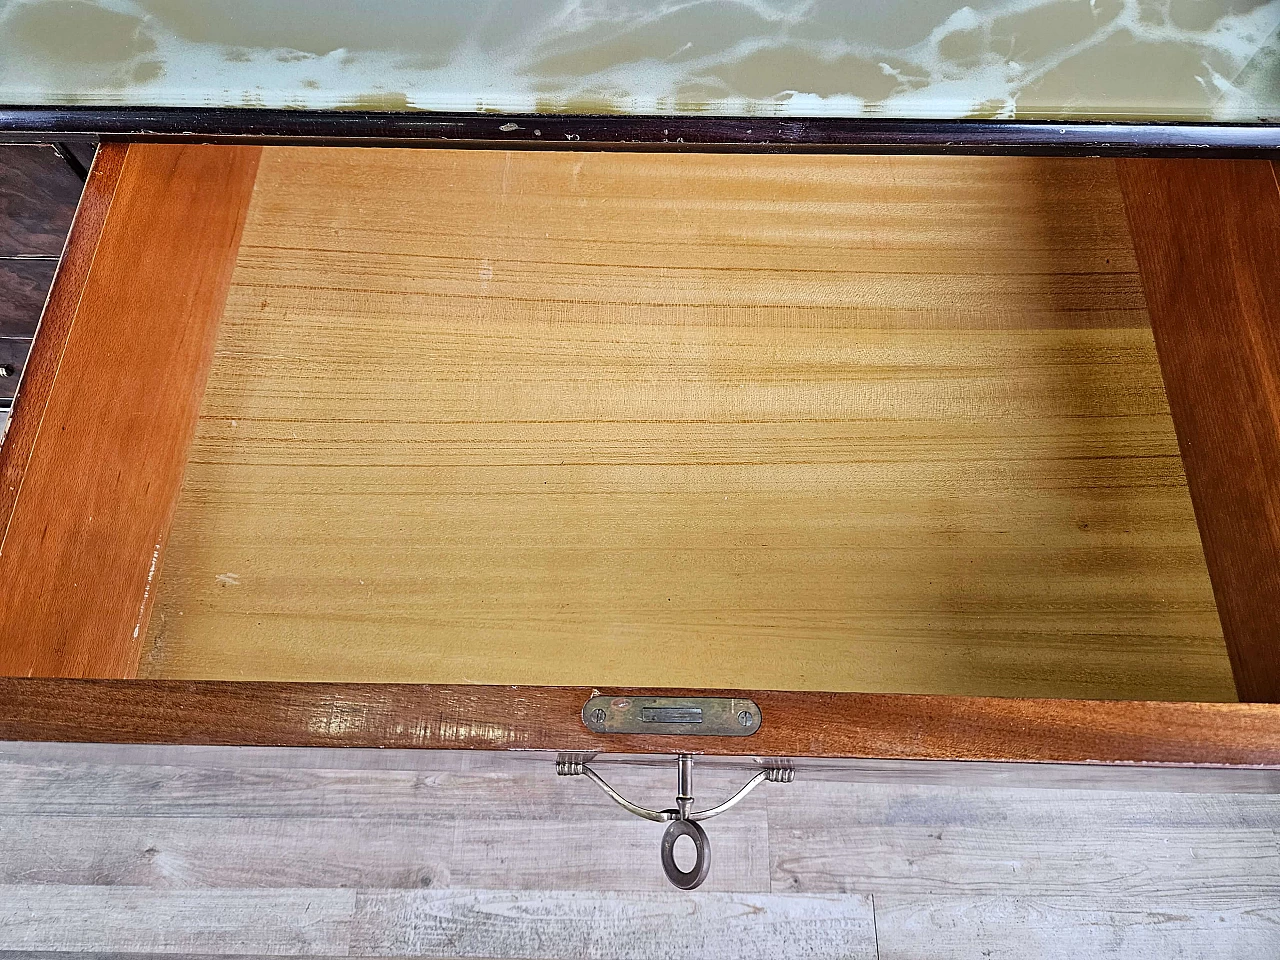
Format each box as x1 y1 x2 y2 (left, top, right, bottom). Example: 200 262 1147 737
131 542 162 641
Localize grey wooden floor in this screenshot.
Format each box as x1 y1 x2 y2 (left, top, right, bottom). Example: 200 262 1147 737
1 743 1278 958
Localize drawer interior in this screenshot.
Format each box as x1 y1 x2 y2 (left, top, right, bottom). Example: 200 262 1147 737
136 147 1233 701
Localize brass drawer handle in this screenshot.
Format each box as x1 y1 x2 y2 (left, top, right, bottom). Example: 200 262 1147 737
556 752 793 889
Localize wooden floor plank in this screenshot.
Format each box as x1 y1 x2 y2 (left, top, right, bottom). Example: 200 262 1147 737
765 775 1280 833
1 742 1278 957
0 956 524 960
0 749 771 821
349 889 876 960
0 886 354 954
0 815 771 893
873 895 1280 959
774 826 1280 898
0 956 373 960
772 816 1280 898
768 779 1280 897
12 745 1278 828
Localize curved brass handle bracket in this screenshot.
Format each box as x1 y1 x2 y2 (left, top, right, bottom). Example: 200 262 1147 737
555 753 794 888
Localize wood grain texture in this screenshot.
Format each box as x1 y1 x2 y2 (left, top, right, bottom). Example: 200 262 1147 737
0 145 81 257
0 144 261 678
2 754 1275 896
348 889 876 959
0 887 873 958
768 777 1280 897
0 751 772 895
5 742 1278 828
0 258 56 337
0 816 772 893
145 147 1231 702
0 886 354 954
873 896 1280 959
3 679 1280 764
1118 159 1280 703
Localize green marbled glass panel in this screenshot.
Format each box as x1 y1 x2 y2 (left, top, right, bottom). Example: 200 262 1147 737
1 0 1277 121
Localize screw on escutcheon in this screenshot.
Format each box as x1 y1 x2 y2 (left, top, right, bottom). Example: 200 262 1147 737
737 710 753 727
591 707 607 724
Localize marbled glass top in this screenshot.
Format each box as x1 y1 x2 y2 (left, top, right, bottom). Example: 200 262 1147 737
1 0 1278 122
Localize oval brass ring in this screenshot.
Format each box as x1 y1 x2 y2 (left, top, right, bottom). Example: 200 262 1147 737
660 818 711 890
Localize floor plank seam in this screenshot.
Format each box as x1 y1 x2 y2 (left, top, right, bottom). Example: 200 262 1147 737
870 892 881 960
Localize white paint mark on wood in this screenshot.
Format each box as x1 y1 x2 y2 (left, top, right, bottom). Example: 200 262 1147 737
131 542 164 640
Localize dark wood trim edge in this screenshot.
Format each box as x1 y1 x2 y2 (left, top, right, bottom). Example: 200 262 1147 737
0 108 1278 156
2 680 1278 766
52 142 90 181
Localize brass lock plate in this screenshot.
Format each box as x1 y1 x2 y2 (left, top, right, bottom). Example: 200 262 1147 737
582 695 761 736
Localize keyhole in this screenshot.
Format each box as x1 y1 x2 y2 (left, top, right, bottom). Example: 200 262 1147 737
673 833 698 872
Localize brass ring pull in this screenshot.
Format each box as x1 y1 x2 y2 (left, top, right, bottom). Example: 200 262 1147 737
660 818 711 889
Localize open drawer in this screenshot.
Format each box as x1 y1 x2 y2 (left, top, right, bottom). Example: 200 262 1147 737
2 143 1280 767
